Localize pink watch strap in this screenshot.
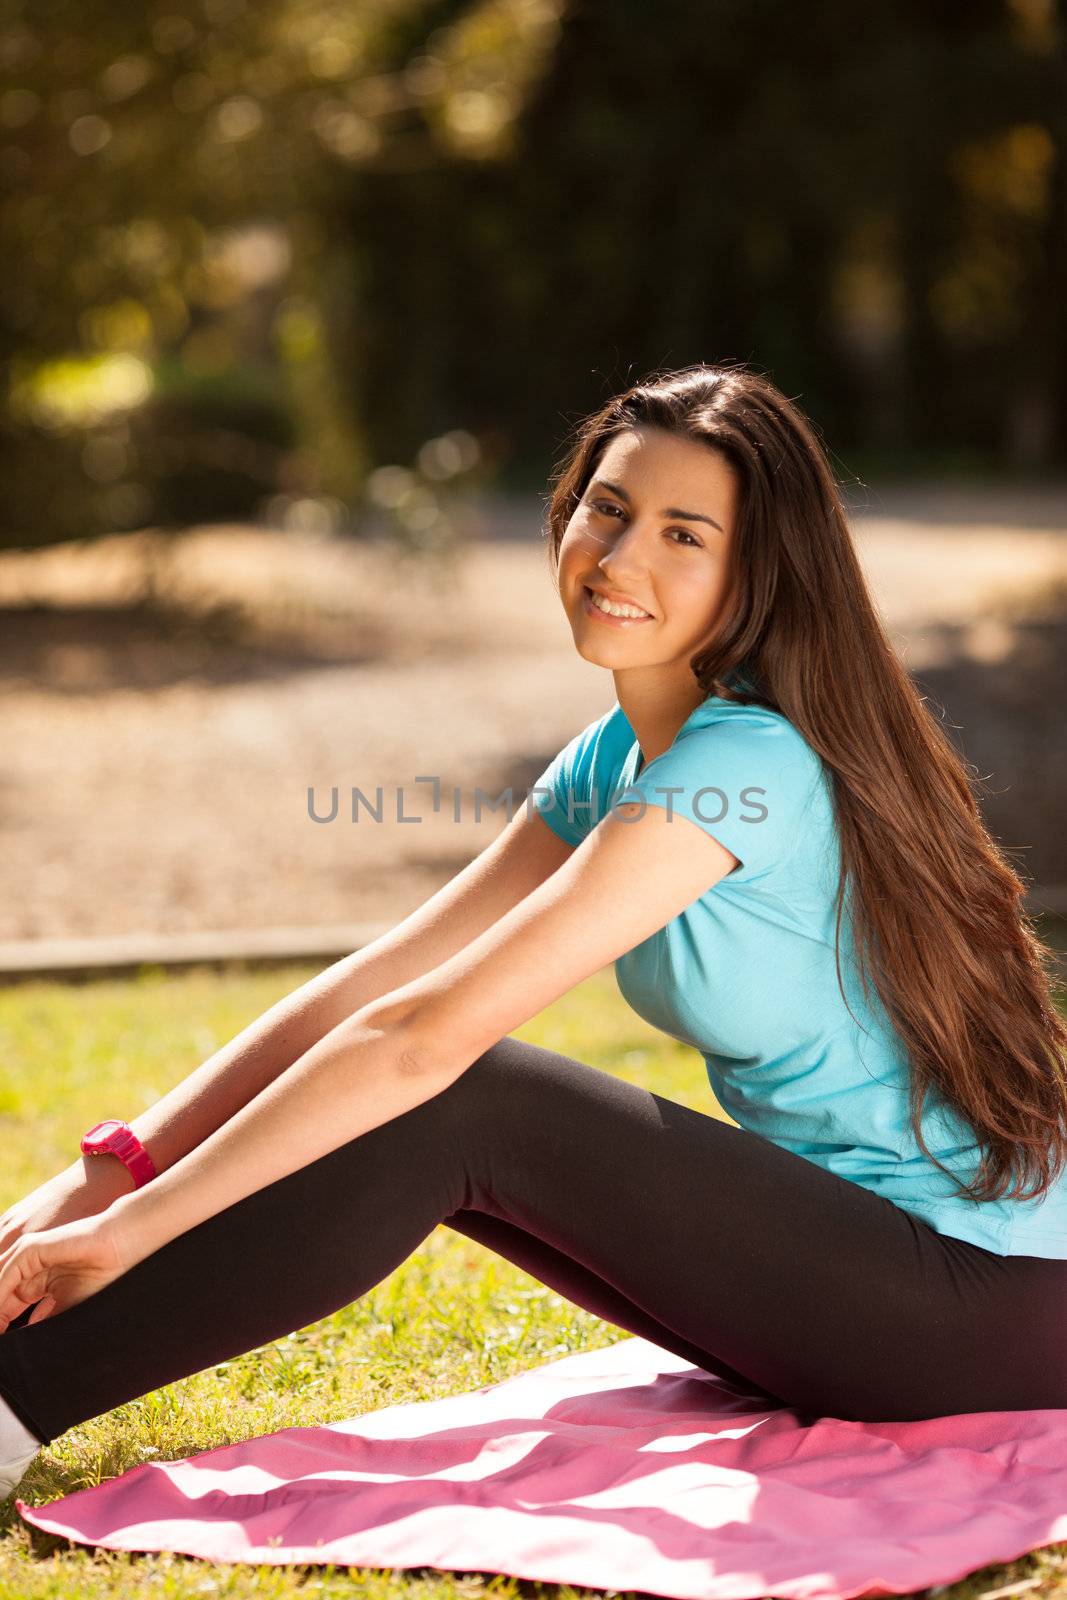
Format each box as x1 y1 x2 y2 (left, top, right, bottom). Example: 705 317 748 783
111 1126 156 1187
81 1121 157 1188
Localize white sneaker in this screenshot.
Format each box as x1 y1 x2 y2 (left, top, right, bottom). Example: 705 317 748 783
0 1394 45 1499
0 1442 41 1500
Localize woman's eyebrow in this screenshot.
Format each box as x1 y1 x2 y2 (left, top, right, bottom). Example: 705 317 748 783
589 478 725 534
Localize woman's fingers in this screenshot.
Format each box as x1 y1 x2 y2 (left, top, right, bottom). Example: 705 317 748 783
0 1240 48 1332
0 1284 43 1334
26 1294 56 1326
0 1219 128 1332
0 1289 40 1333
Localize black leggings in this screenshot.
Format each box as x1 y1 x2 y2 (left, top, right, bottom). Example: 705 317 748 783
3 1034 1067 1444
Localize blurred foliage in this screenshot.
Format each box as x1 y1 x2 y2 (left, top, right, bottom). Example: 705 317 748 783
0 0 561 549
0 0 1064 551
369 0 1066 483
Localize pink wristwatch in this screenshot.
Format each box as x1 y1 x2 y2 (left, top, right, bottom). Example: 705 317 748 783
80 1119 157 1188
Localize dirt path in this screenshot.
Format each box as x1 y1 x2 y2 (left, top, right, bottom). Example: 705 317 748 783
1 486 1065 944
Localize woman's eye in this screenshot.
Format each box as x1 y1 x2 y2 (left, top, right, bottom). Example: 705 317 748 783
591 499 700 544
590 501 700 547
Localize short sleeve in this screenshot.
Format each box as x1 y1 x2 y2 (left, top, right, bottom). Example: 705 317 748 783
617 711 824 882
528 709 622 847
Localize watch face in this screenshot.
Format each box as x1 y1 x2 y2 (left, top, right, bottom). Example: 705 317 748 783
83 1119 124 1149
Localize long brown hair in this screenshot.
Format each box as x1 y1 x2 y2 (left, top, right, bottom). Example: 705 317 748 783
543 361 1067 1205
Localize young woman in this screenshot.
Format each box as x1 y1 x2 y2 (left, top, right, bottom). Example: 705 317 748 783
3 362 1067 1501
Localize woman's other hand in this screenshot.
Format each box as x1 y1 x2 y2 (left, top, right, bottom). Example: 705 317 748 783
0 1214 129 1331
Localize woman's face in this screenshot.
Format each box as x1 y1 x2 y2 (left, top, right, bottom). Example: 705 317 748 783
557 424 739 677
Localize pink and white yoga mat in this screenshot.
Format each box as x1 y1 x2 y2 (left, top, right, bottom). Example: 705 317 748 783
17 1335 1067 1597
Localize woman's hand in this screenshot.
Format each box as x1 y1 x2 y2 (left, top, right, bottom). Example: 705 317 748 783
0 1213 129 1333
0 1161 133 1259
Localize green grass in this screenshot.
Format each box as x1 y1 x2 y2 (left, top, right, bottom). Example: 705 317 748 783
0 963 1065 1599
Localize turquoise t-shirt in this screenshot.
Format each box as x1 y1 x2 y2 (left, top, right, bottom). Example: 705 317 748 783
530 691 1067 1259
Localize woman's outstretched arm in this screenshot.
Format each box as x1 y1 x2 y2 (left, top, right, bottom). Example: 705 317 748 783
119 806 574 1183
3 806 575 1222
104 801 741 1267
0 800 737 1324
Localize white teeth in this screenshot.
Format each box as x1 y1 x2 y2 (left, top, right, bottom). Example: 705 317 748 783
588 589 651 619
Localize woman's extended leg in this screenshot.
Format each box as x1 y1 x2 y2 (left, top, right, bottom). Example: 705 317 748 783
1 1033 1065 1444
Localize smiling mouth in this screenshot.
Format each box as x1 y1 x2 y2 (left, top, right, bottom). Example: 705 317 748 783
582 585 656 622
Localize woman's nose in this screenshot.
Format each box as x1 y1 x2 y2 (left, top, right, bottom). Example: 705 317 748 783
597 522 652 576
598 547 651 588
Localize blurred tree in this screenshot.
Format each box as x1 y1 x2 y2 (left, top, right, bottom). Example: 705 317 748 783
0 0 564 549
345 0 1066 480
2 0 1064 556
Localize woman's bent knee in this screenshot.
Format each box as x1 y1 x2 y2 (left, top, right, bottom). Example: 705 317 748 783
437 1036 584 1123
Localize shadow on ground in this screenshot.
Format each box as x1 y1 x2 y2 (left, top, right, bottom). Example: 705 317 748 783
914 591 1067 896
0 599 390 693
